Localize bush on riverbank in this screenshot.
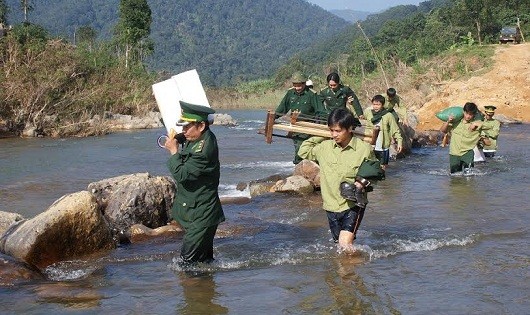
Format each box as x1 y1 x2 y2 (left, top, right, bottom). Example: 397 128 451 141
0 23 158 137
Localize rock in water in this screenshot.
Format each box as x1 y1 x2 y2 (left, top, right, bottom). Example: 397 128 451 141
0 191 115 270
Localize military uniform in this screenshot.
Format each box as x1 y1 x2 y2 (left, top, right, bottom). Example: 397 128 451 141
298 134 380 241
364 107 403 166
275 72 322 164
319 85 363 118
167 101 225 264
481 106 501 157
447 118 484 173
384 93 408 123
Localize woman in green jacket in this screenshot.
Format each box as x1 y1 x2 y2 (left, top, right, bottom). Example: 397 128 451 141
318 72 364 120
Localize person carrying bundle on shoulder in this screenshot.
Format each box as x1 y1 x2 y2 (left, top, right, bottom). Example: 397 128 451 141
440 102 487 174
298 108 384 254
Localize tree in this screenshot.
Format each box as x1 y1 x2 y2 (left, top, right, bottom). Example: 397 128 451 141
20 0 33 23
114 0 152 68
452 0 494 45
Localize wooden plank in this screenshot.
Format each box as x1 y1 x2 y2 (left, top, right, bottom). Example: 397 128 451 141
272 124 331 137
272 123 372 143
265 110 275 144
294 121 370 138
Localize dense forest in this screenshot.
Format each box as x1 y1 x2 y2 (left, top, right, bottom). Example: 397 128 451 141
4 0 350 85
279 0 529 88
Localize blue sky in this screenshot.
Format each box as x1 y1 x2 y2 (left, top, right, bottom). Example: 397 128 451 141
306 0 424 12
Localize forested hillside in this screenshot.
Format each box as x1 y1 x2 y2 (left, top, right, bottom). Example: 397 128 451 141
4 0 350 85
278 0 528 89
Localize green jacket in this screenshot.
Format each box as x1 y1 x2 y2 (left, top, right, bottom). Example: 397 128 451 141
364 109 403 149
167 129 225 230
481 119 500 151
275 87 321 118
447 119 484 156
383 94 400 112
384 94 408 122
298 136 377 212
319 85 363 117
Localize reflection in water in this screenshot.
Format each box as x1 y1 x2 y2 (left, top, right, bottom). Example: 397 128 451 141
177 271 228 315
34 282 103 309
324 255 399 314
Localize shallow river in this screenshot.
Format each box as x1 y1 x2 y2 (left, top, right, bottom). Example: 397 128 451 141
0 110 528 314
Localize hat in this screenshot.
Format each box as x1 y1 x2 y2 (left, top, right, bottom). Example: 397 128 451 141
177 101 215 126
484 105 496 113
291 72 306 83
306 79 313 87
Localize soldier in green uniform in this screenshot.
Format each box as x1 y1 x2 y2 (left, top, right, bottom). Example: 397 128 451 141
384 88 408 125
480 105 501 158
318 72 364 120
298 108 383 253
275 72 322 164
440 102 486 173
164 101 225 265
364 95 403 170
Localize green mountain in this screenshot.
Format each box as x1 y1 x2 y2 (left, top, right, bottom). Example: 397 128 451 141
5 0 350 85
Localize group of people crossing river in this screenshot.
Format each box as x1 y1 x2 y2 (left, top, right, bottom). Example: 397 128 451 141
161 71 501 266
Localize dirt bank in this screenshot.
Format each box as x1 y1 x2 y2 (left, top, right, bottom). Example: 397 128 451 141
415 42 530 130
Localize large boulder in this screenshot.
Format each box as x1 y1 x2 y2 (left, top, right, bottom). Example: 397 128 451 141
87 173 175 233
0 191 115 270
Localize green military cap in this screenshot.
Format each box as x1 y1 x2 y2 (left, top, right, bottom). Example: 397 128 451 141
177 101 215 126
484 105 497 113
291 72 306 83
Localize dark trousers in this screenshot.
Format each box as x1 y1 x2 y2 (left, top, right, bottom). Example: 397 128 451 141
326 206 366 241
180 225 218 264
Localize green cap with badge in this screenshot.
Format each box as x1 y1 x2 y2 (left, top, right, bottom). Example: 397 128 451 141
177 101 215 125
484 105 497 114
291 72 306 84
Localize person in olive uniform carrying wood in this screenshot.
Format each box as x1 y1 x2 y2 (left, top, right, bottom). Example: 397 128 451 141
298 108 384 253
275 72 322 164
164 101 225 265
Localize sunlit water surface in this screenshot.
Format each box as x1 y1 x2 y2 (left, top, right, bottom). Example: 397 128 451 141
1 110 528 314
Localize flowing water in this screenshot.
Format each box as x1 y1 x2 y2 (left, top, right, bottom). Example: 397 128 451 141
0 110 529 314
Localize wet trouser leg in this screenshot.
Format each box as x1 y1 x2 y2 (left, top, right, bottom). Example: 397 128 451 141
484 151 496 158
180 225 218 264
326 206 366 242
449 150 474 173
